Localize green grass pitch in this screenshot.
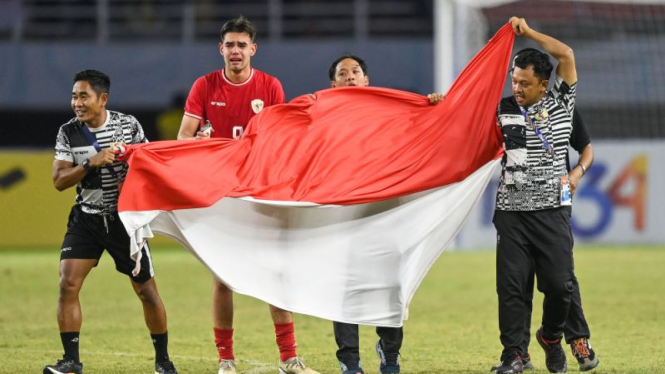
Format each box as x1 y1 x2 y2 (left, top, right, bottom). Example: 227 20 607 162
1 245 664 373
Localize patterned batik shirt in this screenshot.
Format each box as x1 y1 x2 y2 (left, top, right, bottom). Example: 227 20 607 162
54 110 147 214
495 76 576 211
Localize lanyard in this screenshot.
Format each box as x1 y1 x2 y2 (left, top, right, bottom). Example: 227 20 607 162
80 123 102 152
80 123 118 178
522 108 555 156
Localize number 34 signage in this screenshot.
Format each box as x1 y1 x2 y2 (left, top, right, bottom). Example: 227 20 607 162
457 141 664 248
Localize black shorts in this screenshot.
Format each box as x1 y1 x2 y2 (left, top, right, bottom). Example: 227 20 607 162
60 205 154 283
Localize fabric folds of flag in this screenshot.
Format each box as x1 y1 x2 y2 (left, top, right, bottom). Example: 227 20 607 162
118 24 514 326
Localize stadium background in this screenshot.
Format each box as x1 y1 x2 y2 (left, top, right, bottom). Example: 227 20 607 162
1 0 663 248
0 1 664 373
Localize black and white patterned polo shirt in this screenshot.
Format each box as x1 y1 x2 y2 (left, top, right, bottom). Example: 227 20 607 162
496 76 576 211
54 110 147 214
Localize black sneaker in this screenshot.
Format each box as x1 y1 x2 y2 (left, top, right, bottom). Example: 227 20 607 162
339 360 364 374
522 353 535 370
536 327 567 373
376 340 400 373
490 351 523 373
342 369 364 374
570 338 599 371
155 360 178 374
43 358 83 374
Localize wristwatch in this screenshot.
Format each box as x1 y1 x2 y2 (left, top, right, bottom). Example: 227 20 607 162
577 163 587 175
81 158 94 173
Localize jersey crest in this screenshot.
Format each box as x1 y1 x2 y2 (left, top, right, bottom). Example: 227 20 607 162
251 99 264 114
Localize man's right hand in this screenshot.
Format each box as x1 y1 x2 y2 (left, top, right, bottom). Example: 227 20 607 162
509 17 531 37
89 148 116 167
195 131 211 140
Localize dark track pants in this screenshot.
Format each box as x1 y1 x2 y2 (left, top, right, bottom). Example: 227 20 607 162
494 207 575 357
333 321 403 369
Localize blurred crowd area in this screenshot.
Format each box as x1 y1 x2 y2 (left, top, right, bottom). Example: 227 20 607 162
0 0 433 41
0 0 663 146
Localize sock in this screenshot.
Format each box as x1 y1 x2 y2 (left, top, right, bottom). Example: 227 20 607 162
151 332 170 363
214 328 235 361
60 332 80 363
275 322 297 362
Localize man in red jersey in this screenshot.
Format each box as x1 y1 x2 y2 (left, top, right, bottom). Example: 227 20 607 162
177 16 319 374
178 19 284 140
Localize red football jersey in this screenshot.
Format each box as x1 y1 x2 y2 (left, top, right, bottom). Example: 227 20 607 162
184 68 285 139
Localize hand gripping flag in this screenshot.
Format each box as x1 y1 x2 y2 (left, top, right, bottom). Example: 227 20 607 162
118 24 514 326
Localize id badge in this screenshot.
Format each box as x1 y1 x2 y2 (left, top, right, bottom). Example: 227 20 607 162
560 176 572 206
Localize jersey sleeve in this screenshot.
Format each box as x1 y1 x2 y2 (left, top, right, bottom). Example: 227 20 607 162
129 115 149 144
184 76 207 120
569 109 591 153
54 125 74 163
552 75 576 115
270 77 286 105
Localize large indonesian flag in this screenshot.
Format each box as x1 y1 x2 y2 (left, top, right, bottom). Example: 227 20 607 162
119 25 514 327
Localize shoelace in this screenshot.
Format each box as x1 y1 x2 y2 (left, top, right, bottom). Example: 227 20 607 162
573 339 590 358
505 353 522 364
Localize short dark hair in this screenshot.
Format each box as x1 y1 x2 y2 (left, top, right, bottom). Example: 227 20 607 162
512 48 553 81
73 70 110 96
220 16 257 42
328 54 368 81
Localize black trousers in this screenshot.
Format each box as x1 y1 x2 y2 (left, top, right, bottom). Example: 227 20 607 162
522 266 591 353
494 207 575 357
333 321 403 369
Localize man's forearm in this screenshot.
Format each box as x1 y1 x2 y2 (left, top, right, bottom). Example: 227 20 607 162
53 166 87 191
510 16 576 84
577 144 594 173
178 115 202 140
523 28 574 63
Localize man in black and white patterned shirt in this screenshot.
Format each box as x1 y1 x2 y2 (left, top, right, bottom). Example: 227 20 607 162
46 70 178 374
511 106 600 373
490 51 600 374
490 18 592 374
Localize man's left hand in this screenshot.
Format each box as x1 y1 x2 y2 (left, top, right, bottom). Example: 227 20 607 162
569 167 584 195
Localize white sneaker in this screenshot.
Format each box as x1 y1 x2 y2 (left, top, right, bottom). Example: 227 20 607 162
218 359 237 374
278 357 321 374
